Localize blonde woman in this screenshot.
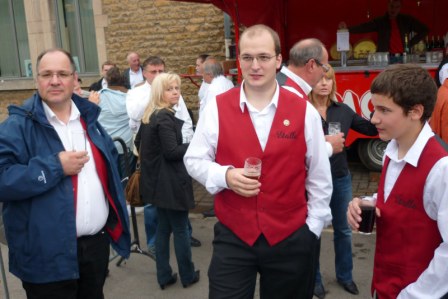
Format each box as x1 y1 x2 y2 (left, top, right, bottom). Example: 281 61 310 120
136 73 199 290
309 66 377 298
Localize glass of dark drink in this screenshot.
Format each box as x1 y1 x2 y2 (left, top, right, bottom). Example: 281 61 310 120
243 157 262 180
359 196 376 235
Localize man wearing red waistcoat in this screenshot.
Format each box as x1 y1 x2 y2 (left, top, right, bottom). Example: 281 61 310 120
184 25 332 299
347 65 448 298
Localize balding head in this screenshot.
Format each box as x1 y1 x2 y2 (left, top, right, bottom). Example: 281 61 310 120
288 38 326 67
127 52 141 71
287 38 329 88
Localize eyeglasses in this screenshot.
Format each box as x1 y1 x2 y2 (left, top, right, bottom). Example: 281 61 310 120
146 69 165 75
240 54 277 64
314 59 330 73
38 71 74 81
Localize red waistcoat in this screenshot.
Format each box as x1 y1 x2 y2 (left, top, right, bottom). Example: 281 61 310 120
215 87 308 246
372 137 445 298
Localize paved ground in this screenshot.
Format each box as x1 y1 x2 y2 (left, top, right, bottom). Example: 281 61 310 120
1 161 380 299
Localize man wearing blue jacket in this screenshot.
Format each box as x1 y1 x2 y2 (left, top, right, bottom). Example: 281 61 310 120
0 48 130 299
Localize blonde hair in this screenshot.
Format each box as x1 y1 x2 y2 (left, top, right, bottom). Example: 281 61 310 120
141 73 181 124
309 65 337 106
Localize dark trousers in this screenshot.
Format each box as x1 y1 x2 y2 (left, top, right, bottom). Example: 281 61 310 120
208 222 319 299
22 230 110 299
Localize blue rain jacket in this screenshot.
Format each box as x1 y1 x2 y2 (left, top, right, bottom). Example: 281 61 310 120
0 92 130 283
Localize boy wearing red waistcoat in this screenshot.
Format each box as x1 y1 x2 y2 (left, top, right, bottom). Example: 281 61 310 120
347 64 448 298
185 25 332 299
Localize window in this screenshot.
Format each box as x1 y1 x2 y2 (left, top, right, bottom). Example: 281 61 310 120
0 0 31 78
55 0 98 74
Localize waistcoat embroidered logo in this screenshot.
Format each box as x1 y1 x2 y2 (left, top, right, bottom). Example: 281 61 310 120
38 170 47 184
276 131 298 139
394 195 416 209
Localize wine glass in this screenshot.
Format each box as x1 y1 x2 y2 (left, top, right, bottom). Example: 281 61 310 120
71 130 86 152
243 157 262 180
328 122 341 135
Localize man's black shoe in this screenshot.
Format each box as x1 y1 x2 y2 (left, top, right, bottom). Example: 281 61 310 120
190 236 201 247
202 208 215 218
313 282 326 299
338 280 359 295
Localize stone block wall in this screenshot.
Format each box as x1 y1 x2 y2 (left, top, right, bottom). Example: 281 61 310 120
0 90 35 122
102 0 227 119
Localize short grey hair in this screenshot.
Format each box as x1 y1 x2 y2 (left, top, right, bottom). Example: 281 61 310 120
289 38 325 67
203 59 224 78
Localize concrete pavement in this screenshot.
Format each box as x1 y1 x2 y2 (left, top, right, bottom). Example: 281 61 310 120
1 162 379 298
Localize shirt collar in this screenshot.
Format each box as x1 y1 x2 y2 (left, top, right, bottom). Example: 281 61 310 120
280 65 312 95
42 99 81 125
385 122 434 167
238 81 280 113
129 67 142 75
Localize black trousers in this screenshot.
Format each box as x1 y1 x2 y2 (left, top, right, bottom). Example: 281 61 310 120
208 222 319 299
22 230 110 299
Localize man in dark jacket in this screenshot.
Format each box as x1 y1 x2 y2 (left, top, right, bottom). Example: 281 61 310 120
89 60 116 91
0 48 130 299
340 0 428 54
123 52 144 89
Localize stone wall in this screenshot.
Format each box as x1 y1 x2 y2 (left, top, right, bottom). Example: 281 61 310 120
102 0 227 118
0 90 35 122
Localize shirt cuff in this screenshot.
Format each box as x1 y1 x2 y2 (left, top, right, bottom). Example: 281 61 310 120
326 141 333 158
306 217 325 238
205 165 233 194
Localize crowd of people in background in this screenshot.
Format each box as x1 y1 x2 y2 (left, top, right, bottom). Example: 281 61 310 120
1 13 448 298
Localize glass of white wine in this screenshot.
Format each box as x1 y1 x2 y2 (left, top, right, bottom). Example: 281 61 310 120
328 122 341 136
71 130 86 152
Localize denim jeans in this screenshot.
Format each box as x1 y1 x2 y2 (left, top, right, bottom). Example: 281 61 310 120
316 173 353 284
155 207 196 285
144 205 193 249
144 204 158 249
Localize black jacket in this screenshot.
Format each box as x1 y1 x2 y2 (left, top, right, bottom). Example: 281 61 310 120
349 13 428 52
324 101 378 178
89 78 104 91
136 108 194 211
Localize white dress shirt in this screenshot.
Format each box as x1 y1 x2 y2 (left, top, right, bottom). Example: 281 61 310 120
198 81 210 108
129 67 144 89
125 81 194 140
43 101 108 237
380 123 448 299
184 82 332 237
199 75 234 119
280 66 334 157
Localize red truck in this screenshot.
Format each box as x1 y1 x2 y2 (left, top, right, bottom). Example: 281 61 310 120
174 0 447 171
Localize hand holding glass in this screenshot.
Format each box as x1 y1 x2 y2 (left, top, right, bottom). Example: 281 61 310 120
328 122 341 135
243 157 262 180
359 196 376 234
